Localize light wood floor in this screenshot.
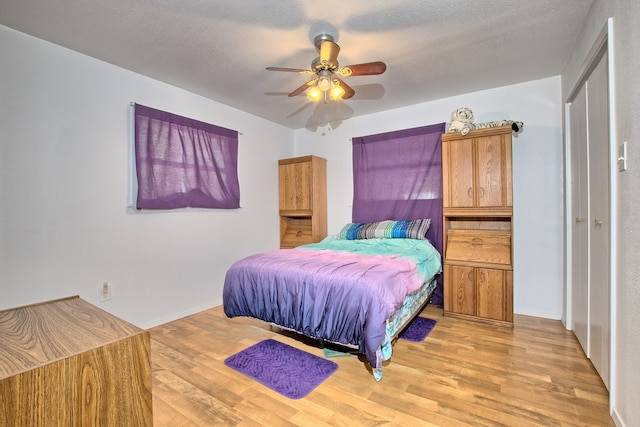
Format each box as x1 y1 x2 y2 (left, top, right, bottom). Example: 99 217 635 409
149 304 614 426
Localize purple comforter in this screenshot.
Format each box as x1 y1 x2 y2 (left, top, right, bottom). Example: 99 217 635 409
223 247 425 369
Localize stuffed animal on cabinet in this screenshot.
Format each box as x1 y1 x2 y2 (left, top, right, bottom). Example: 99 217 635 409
447 107 524 135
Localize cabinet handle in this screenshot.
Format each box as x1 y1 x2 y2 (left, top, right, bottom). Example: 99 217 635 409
575 217 584 223
594 219 603 227
479 187 485 198
471 238 483 247
467 188 473 198
296 230 303 237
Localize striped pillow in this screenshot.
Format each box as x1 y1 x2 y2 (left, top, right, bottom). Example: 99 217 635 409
338 218 431 240
357 220 395 239
338 222 363 240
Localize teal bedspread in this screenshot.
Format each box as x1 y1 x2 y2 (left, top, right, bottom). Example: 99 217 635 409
298 235 442 283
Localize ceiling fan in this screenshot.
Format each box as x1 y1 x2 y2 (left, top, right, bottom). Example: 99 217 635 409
266 34 387 103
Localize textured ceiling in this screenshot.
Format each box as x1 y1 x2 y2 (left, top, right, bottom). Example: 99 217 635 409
0 0 594 131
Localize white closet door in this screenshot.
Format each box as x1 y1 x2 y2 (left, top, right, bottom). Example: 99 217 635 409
587 52 610 389
569 85 589 352
568 49 611 390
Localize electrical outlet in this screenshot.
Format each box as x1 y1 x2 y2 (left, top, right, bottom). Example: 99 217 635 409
98 281 111 302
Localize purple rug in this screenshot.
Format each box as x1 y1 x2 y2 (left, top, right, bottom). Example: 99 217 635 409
224 339 338 399
399 316 437 342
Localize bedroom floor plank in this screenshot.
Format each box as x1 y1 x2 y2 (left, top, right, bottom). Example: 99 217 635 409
150 304 614 426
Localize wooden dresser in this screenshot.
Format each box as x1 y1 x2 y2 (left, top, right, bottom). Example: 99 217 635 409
278 155 327 248
442 125 514 326
0 296 153 426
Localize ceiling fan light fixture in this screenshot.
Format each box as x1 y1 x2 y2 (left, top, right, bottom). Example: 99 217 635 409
307 86 322 101
317 75 331 92
268 33 386 105
307 70 338 102
330 79 345 100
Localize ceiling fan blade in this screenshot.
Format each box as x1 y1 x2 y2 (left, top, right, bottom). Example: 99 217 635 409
334 78 355 99
319 40 340 67
288 79 318 97
338 61 387 77
266 66 314 74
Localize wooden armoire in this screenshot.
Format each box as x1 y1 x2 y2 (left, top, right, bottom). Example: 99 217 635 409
278 155 327 248
441 125 514 326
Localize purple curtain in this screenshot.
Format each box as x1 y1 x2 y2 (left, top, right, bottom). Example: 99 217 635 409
352 122 445 305
134 103 240 210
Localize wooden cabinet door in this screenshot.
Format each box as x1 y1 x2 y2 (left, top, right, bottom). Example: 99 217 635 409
476 268 513 322
444 133 511 209
443 138 474 208
279 161 311 211
444 264 476 316
445 264 513 322
476 135 511 208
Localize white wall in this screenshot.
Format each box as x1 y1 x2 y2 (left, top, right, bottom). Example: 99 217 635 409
294 76 564 320
0 25 294 328
0 23 566 327
560 1 640 425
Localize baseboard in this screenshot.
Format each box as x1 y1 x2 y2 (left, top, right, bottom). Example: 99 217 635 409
611 407 625 427
137 299 221 330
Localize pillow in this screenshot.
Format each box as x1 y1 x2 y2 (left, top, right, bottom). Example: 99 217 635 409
338 222 363 240
357 220 394 239
338 218 431 240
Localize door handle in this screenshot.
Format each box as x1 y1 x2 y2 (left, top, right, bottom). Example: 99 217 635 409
575 217 584 223
594 219 603 227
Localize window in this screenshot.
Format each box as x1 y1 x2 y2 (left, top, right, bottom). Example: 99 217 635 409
133 103 240 210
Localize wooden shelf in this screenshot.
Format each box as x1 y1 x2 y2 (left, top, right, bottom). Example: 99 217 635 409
443 207 512 217
279 209 314 217
278 156 327 248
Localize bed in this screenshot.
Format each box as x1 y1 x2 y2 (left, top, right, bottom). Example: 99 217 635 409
223 218 442 380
